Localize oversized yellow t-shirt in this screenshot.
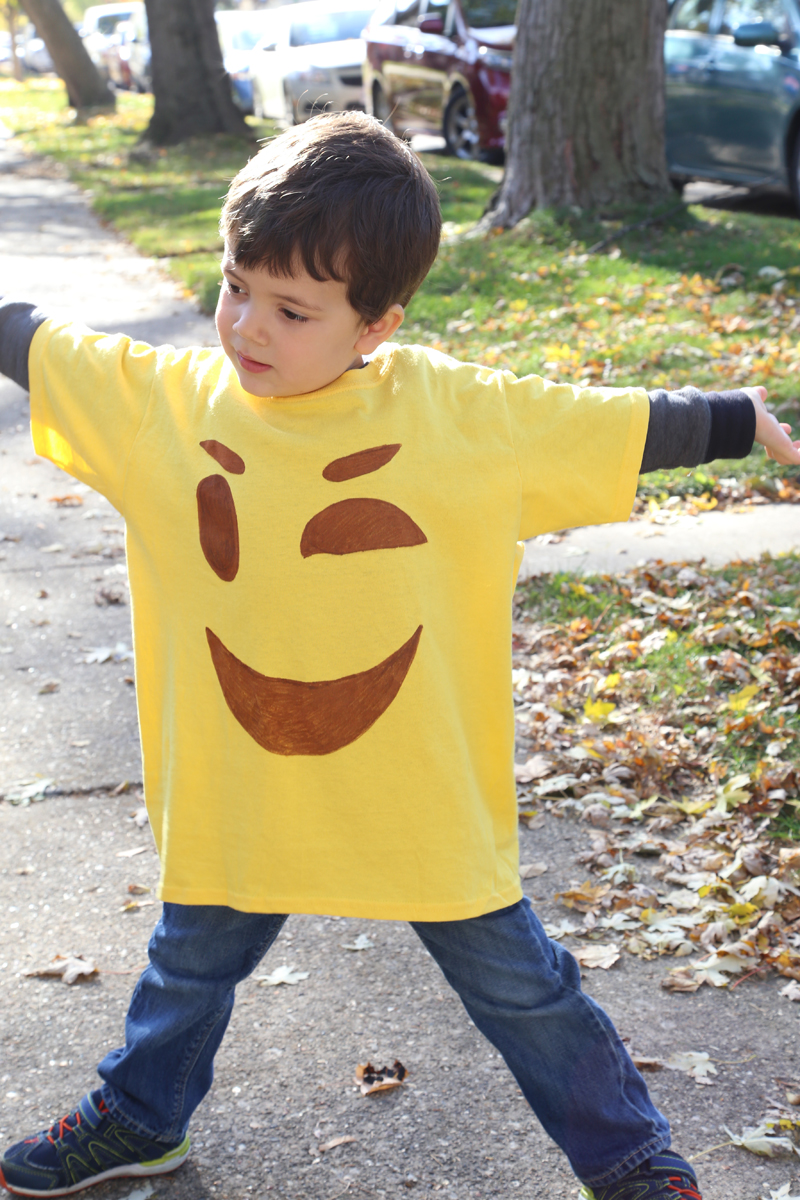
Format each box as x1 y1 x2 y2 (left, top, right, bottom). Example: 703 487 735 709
29 321 648 920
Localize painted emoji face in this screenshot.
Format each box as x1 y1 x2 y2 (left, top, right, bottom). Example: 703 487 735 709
196 440 426 756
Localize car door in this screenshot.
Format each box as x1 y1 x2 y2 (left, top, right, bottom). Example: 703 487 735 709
380 0 431 129
251 14 289 120
702 0 797 181
404 0 453 124
665 0 721 174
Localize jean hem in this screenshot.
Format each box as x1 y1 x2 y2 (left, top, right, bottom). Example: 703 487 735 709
578 1131 672 1188
99 1083 187 1146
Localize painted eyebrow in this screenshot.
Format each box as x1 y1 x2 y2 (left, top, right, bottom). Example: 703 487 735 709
323 444 401 482
201 440 245 474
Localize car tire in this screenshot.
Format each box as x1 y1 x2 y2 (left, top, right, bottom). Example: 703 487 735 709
669 174 689 194
443 88 480 160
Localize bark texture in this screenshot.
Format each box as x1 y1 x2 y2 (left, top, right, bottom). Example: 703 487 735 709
144 0 251 146
490 0 670 225
19 0 113 110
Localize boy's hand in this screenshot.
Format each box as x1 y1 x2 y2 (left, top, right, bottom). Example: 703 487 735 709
745 386 800 466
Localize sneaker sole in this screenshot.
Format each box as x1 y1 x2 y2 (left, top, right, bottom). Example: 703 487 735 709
0 1136 190 1197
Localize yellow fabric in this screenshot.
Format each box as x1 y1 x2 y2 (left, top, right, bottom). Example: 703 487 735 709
29 320 649 920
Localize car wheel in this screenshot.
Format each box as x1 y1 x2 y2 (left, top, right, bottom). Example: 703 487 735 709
669 174 689 194
443 88 480 159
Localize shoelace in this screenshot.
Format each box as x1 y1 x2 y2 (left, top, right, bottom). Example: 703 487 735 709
667 1176 701 1200
41 1111 81 1146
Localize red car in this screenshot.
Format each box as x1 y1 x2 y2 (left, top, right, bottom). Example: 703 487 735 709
363 0 514 161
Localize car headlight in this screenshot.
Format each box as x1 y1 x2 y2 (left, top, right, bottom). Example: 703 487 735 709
295 66 331 85
478 45 513 71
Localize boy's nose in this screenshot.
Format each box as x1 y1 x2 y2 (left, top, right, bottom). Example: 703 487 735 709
233 306 269 347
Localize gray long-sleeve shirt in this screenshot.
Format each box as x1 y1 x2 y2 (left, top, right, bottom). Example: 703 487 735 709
0 296 757 472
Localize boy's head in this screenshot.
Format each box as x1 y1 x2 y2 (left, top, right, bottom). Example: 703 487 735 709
217 111 442 398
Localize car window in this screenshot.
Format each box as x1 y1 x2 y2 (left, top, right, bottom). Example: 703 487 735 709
289 8 374 43
718 0 791 35
96 12 133 35
394 0 423 26
460 0 517 28
668 0 715 31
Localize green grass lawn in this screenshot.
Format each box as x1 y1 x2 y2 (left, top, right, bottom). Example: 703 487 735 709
3 76 800 506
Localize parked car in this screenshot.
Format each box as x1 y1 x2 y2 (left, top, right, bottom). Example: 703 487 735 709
79 2 143 80
19 23 53 74
363 0 514 160
665 0 800 207
250 0 375 125
124 4 151 93
216 8 287 114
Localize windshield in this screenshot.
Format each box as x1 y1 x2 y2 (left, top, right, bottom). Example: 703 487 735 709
230 28 267 50
290 9 373 45
96 12 133 34
459 0 516 28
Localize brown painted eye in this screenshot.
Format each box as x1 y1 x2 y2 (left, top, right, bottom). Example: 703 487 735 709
200 440 245 475
323 444 401 482
197 475 239 581
300 498 427 558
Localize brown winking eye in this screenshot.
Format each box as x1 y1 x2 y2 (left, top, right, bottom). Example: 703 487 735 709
197 441 245 582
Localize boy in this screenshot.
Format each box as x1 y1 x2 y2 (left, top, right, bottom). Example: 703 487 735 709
0 111 798 1200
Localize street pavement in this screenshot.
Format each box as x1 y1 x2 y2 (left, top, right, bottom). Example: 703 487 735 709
1 132 800 1200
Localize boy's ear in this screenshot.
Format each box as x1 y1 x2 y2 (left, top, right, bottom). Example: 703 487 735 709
354 304 405 354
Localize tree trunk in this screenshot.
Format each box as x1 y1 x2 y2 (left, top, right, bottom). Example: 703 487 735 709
6 3 24 83
490 0 670 226
143 0 251 146
19 0 114 112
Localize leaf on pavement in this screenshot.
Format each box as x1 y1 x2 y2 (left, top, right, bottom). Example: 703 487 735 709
342 934 374 951
724 1122 800 1158
780 980 800 1002
355 1060 408 1095
256 965 310 987
664 1051 718 1085
318 1135 357 1153
23 955 98 985
572 943 620 970
116 846 147 859
520 862 549 879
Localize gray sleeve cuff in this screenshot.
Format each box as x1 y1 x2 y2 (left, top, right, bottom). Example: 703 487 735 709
0 297 50 391
641 386 711 473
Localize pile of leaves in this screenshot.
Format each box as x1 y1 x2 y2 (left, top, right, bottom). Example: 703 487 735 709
513 553 800 991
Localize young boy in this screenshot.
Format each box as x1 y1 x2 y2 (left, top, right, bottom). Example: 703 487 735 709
0 111 798 1200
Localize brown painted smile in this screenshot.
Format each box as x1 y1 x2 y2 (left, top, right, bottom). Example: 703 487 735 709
206 626 422 756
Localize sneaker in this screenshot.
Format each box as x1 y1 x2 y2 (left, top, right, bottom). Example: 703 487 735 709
0 1091 190 1197
579 1150 701 1200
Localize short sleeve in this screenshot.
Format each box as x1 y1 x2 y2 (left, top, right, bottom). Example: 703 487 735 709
28 319 160 513
502 373 650 539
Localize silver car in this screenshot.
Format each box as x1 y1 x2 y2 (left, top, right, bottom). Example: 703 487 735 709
251 0 375 124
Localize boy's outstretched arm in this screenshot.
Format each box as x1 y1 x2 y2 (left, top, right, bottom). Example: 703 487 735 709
640 383 800 471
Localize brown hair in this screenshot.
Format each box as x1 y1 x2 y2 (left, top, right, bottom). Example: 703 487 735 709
220 111 441 324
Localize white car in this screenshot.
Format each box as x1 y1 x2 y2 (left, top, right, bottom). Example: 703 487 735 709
250 0 375 125
215 8 287 114
79 2 143 78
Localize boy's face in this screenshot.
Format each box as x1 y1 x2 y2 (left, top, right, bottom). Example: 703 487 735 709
216 250 403 399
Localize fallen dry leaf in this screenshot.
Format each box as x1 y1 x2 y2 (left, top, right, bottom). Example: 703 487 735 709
38 681 59 694
318 1135 357 1153
520 861 549 879
780 980 800 1002
256 965 309 987
664 1051 718 1085
23 955 97 985
572 943 620 970
355 1060 408 1096
342 934 374 951
48 494 83 507
116 846 147 859
127 883 151 895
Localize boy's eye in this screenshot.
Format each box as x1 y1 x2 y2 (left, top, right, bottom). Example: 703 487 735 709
226 280 245 295
281 308 308 323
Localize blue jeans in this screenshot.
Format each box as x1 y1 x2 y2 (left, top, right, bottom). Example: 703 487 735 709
98 898 670 1188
